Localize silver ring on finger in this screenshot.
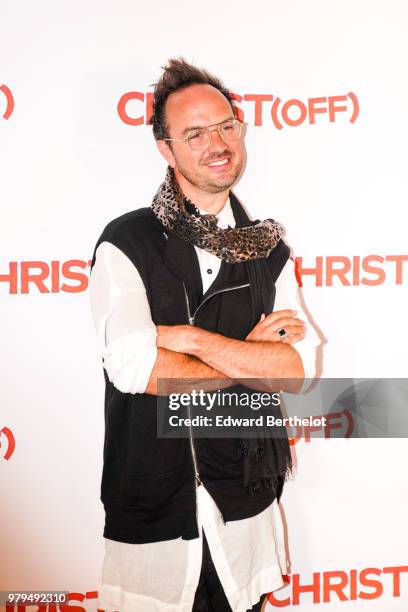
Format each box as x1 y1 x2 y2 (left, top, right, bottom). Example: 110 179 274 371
278 328 287 338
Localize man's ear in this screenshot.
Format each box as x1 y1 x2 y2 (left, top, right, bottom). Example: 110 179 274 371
156 140 176 168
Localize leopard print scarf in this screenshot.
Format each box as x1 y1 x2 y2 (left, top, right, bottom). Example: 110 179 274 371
151 166 285 263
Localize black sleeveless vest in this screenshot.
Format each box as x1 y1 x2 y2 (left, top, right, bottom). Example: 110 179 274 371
90 192 291 544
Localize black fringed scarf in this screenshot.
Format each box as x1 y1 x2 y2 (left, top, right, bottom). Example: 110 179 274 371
152 166 285 263
151 166 295 498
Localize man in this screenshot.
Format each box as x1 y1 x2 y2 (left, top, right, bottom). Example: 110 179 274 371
89 58 320 612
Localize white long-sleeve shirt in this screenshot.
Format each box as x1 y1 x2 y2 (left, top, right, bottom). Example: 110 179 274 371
89 198 321 612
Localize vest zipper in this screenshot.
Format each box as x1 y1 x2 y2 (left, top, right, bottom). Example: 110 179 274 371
183 281 250 326
182 282 202 489
181 280 251 527
188 401 202 487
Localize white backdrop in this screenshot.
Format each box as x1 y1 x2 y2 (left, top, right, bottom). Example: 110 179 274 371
1 0 408 610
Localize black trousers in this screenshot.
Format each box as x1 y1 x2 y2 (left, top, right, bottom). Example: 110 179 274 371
192 529 266 612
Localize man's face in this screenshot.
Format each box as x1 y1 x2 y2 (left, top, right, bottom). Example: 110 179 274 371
160 83 244 194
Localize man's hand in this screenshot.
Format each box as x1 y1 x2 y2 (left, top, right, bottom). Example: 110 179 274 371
245 309 306 344
156 317 305 390
157 309 307 353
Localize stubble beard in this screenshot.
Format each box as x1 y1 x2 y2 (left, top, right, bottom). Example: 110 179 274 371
175 154 243 194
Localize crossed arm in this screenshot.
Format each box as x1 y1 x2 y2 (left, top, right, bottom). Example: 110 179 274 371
90 242 319 398
145 309 306 395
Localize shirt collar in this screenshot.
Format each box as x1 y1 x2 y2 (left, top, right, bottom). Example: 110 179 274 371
196 196 235 229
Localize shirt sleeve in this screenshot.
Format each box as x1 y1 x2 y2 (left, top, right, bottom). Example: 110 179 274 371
89 241 158 394
273 257 321 393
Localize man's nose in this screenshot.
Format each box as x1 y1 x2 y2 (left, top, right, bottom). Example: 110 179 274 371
207 128 226 152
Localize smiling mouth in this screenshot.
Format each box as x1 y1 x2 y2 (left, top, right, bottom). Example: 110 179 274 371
205 157 230 167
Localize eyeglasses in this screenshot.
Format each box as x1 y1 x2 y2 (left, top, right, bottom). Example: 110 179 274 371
163 118 242 151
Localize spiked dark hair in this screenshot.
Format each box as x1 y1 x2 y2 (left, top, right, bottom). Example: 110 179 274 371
149 57 234 141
